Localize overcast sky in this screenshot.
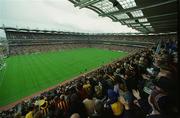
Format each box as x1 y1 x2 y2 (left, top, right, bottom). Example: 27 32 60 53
0 0 139 36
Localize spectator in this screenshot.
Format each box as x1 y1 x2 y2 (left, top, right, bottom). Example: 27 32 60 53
107 89 124 117
25 104 35 118
70 113 81 118
83 90 96 116
57 94 70 116
68 93 88 118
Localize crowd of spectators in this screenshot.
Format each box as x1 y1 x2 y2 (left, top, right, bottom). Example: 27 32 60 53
9 44 142 55
6 30 176 43
0 46 6 69
6 30 177 56
0 47 4 56
0 39 178 118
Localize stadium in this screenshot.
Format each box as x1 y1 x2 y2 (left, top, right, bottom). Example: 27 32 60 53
0 0 178 118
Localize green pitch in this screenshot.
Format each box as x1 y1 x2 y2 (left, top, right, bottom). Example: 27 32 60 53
0 48 128 106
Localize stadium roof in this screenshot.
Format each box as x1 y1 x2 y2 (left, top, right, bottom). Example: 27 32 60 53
69 0 177 33
0 26 177 36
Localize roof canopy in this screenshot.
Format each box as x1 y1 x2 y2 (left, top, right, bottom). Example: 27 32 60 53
69 0 177 33
0 26 176 36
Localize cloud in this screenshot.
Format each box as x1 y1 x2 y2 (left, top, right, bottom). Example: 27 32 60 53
0 0 139 33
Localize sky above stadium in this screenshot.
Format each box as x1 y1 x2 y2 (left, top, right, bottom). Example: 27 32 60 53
0 0 139 36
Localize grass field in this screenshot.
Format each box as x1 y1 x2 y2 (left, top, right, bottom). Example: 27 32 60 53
0 48 128 106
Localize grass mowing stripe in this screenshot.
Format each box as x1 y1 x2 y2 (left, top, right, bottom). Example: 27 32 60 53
26 55 40 91
37 53 57 86
0 48 128 106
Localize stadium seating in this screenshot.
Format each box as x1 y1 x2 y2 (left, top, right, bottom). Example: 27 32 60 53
5 29 176 56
